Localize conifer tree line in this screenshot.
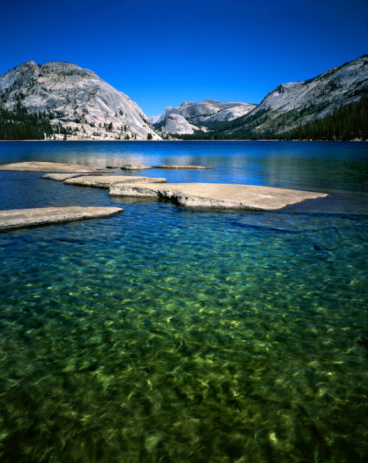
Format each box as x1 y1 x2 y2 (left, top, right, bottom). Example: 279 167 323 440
285 95 368 141
0 101 53 140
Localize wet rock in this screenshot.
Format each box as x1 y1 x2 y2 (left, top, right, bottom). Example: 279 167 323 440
120 164 152 170
110 183 327 211
64 175 167 189
42 173 102 181
0 161 97 172
0 206 123 230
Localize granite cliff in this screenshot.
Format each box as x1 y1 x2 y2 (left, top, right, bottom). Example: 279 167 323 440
0 61 160 140
155 99 256 134
239 54 368 136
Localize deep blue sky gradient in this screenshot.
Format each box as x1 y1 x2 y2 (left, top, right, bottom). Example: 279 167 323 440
0 0 367 115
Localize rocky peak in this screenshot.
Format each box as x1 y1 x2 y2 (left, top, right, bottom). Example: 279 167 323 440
155 99 257 134
39 62 97 79
0 60 160 141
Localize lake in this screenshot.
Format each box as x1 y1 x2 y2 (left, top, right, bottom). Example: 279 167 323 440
0 141 367 462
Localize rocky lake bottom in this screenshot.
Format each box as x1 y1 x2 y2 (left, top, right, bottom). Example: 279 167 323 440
0 141 367 462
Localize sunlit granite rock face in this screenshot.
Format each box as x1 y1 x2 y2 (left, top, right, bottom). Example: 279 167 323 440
160 114 201 134
243 55 368 134
155 99 256 134
0 61 160 140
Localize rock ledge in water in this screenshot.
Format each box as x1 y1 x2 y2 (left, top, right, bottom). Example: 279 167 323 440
0 207 123 230
120 164 152 170
110 183 327 211
64 175 167 188
0 162 97 172
42 173 101 181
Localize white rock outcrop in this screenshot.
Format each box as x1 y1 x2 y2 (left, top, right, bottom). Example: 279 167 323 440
0 61 160 141
155 99 256 134
160 114 201 134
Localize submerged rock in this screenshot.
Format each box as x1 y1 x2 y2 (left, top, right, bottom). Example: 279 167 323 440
120 164 152 170
64 175 166 188
109 183 327 211
0 207 123 230
0 162 97 172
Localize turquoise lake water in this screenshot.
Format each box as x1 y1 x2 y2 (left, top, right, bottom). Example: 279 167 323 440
0 141 367 462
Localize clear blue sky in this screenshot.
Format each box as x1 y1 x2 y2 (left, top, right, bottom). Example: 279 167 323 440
0 0 367 116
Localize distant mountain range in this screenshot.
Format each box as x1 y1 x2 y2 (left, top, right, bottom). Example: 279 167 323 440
153 100 256 134
0 55 367 141
153 55 368 140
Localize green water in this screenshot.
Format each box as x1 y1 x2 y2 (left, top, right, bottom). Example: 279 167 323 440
0 142 367 462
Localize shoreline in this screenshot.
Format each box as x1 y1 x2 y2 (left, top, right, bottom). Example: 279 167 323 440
1 139 367 143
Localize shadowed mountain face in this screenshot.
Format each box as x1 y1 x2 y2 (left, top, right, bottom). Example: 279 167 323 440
154 99 256 134
0 61 160 140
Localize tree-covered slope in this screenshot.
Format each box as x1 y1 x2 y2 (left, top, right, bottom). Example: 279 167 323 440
0 100 53 140
176 95 368 141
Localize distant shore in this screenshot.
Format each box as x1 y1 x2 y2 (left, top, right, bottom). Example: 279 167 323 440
1 139 367 143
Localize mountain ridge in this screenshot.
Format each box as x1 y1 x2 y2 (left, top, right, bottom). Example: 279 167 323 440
154 99 256 134
153 54 368 139
1 55 367 141
0 60 160 140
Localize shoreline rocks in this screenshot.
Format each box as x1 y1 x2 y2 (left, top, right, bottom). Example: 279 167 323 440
64 175 167 189
0 161 98 172
120 164 152 170
0 207 123 230
109 183 327 211
42 173 102 181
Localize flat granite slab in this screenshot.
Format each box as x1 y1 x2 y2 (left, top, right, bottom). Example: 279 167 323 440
0 162 98 172
151 165 210 169
64 175 167 189
0 207 123 230
109 183 327 211
42 173 102 181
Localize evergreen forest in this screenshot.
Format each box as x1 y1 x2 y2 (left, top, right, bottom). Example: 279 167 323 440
0 101 53 140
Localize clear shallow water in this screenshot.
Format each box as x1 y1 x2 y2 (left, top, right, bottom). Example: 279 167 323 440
0 141 367 462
